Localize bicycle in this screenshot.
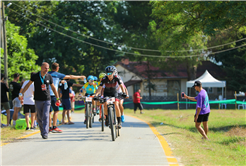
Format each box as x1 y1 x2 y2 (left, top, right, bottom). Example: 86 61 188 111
94 97 105 132
82 96 95 129
95 95 124 141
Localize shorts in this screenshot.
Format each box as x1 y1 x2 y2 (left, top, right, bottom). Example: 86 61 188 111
104 92 118 98
50 96 59 112
24 104 36 114
71 101 75 109
1 102 10 110
13 97 22 108
134 103 143 111
194 113 210 122
85 93 95 97
62 98 71 110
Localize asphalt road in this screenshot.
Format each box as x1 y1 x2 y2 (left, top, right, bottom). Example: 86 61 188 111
2 113 169 165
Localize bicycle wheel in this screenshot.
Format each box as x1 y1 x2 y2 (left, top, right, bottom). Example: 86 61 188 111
89 104 93 128
108 107 116 141
114 110 118 138
101 105 104 132
86 103 90 129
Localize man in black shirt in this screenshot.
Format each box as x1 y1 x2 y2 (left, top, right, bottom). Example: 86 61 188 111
20 62 60 139
9 73 21 126
1 74 10 126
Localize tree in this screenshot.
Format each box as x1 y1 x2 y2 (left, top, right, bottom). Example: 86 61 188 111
7 1 122 76
112 2 163 99
1 21 39 81
213 35 246 92
150 1 246 85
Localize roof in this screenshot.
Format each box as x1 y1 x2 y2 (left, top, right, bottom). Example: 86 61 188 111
187 70 226 87
124 80 142 87
115 60 226 80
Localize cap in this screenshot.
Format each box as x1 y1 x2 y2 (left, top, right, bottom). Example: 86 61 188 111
192 81 202 87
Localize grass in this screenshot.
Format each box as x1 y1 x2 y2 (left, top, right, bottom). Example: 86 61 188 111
124 109 246 166
1 108 245 165
0 114 40 143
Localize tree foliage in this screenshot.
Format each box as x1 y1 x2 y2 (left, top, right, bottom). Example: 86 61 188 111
1 21 39 81
150 1 246 92
7 1 122 76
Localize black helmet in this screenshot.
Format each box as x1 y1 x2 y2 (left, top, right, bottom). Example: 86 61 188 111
112 66 117 72
105 66 114 73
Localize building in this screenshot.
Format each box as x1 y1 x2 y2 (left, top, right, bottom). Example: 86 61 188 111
115 59 233 100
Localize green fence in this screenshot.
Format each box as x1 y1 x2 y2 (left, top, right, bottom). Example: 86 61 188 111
123 99 245 105
61 99 245 110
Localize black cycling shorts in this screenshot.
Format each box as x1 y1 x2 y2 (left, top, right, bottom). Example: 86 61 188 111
85 93 95 96
24 105 36 114
194 113 210 123
104 92 118 98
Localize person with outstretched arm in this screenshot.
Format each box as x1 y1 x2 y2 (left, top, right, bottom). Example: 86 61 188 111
48 62 86 133
183 81 210 140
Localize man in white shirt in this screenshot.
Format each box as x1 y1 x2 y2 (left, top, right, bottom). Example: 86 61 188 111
20 72 36 130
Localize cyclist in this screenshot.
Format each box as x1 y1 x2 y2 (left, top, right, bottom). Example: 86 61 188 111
94 76 99 86
116 76 129 122
98 73 106 86
80 75 98 124
94 66 127 128
96 73 106 118
112 67 129 122
102 68 128 123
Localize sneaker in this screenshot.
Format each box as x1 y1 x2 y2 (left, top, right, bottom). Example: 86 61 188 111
140 111 144 114
96 109 100 115
121 115 125 123
52 127 62 133
26 127 30 130
42 135 48 139
30 127 35 130
49 128 53 133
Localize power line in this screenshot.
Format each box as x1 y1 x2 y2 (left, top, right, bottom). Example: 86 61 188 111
13 2 246 53
9 8 246 59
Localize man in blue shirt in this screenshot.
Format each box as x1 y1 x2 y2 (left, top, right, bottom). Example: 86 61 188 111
48 63 86 133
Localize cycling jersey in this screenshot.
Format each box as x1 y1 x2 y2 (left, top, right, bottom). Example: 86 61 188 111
97 81 101 86
94 81 99 86
100 75 122 94
82 82 98 95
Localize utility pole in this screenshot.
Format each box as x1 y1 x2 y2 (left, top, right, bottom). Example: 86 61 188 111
1 1 8 84
3 2 8 84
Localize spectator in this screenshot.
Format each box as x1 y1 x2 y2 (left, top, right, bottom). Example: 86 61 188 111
48 62 86 133
20 62 61 139
19 72 36 130
9 73 21 127
1 74 10 126
59 79 82 125
70 87 75 113
133 89 143 114
183 81 210 140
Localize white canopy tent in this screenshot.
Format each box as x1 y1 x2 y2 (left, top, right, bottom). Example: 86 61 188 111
186 70 226 108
